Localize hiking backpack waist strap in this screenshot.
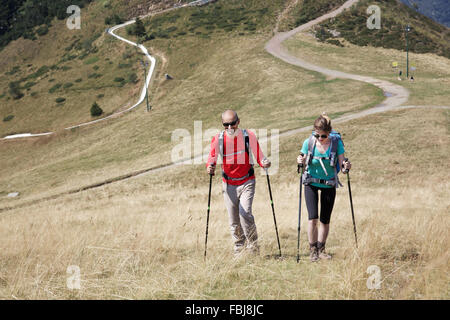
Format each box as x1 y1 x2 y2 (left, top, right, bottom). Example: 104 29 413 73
222 166 254 182
302 172 343 188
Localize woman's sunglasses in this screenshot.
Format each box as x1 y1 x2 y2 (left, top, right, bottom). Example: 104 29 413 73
223 120 238 127
313 133 328 139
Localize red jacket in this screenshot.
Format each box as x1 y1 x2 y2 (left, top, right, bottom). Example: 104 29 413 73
207 129 266 185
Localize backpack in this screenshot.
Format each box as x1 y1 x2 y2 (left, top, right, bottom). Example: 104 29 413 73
218 129 254 182
303 130 344 188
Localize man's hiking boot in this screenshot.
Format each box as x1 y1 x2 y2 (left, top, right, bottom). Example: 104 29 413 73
248 245 260 257
317 241 332 260
309 242 319 262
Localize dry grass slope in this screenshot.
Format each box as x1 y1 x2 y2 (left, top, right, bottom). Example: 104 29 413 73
0 107 448 299
0 0 448 300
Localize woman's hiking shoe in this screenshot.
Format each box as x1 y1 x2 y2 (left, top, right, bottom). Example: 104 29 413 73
317 241 332 260
309 242 319 262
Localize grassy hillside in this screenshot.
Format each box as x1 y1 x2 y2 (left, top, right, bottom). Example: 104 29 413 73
0 107 448 299
284 31 450 106
277 0 348 32
0 0 382 208
0 0 448 300
314 0 450 59
0 0 185 137
0 1 136 136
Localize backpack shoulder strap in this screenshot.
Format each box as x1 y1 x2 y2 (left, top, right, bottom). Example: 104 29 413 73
306 135 316 168
329 135 339 167
243 129 254 165
218 131 224 158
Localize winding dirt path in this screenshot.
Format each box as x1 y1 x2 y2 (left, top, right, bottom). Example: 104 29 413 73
1 1 199 140
265 0 448 138
266 0 410 119
1 0 449 214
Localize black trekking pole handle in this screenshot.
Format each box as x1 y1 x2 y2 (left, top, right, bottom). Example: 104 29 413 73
297 153 304 173
343 157 350 174
204 173 213 261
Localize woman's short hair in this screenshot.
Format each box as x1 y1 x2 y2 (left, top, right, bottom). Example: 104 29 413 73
314 112 332 132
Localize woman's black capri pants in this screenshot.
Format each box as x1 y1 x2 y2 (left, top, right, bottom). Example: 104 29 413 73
304 184 336 224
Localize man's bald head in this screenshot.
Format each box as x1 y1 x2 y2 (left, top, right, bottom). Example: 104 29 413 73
221 109 239 123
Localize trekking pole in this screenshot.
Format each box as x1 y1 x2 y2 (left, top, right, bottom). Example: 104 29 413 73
343 158 358 248
297 154 304 263
204 173 213 261
265 168 282 258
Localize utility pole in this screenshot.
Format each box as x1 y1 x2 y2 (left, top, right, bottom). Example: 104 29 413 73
405 24 411 79
140 59 151 112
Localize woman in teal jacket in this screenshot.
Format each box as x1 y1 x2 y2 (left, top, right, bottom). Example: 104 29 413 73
297 113 351 262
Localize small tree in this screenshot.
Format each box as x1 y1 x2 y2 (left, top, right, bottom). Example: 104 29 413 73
90 102 103 117
134 17 146 37
8 81 24 100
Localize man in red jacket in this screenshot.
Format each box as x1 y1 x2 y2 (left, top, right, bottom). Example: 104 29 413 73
207 110 271 256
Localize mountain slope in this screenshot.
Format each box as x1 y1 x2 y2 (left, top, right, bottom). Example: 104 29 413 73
400 0 450 27
0 0 448 300
313 0 450 59
0 0 181 137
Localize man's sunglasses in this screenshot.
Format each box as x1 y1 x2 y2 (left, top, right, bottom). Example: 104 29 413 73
313 133 328 139
223 120 238 127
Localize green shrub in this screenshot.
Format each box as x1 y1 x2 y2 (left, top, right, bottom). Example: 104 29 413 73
55 97 66 103
128 73 138 84
166 26 178 33
28 65 49 79
5 66 20 76
134 17 146 37
49 83 62 93
23 81 37 89
105 14 123 25
326 39 344 47
63 83 73 89
3 115 14 122
316 26 333 42
36 25 49 36
88 73 102 79
23 31 37 40
122 51 134 59
84 56 99 65
8 81 24 100
127 17 146 37
126 25 135 35
75 78 82 83
114 77 125 82
90 102 103 117
118 63 132 69
78 52 88 60
155 31 169 39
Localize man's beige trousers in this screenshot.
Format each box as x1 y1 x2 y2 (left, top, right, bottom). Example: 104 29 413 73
222 179 258 254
